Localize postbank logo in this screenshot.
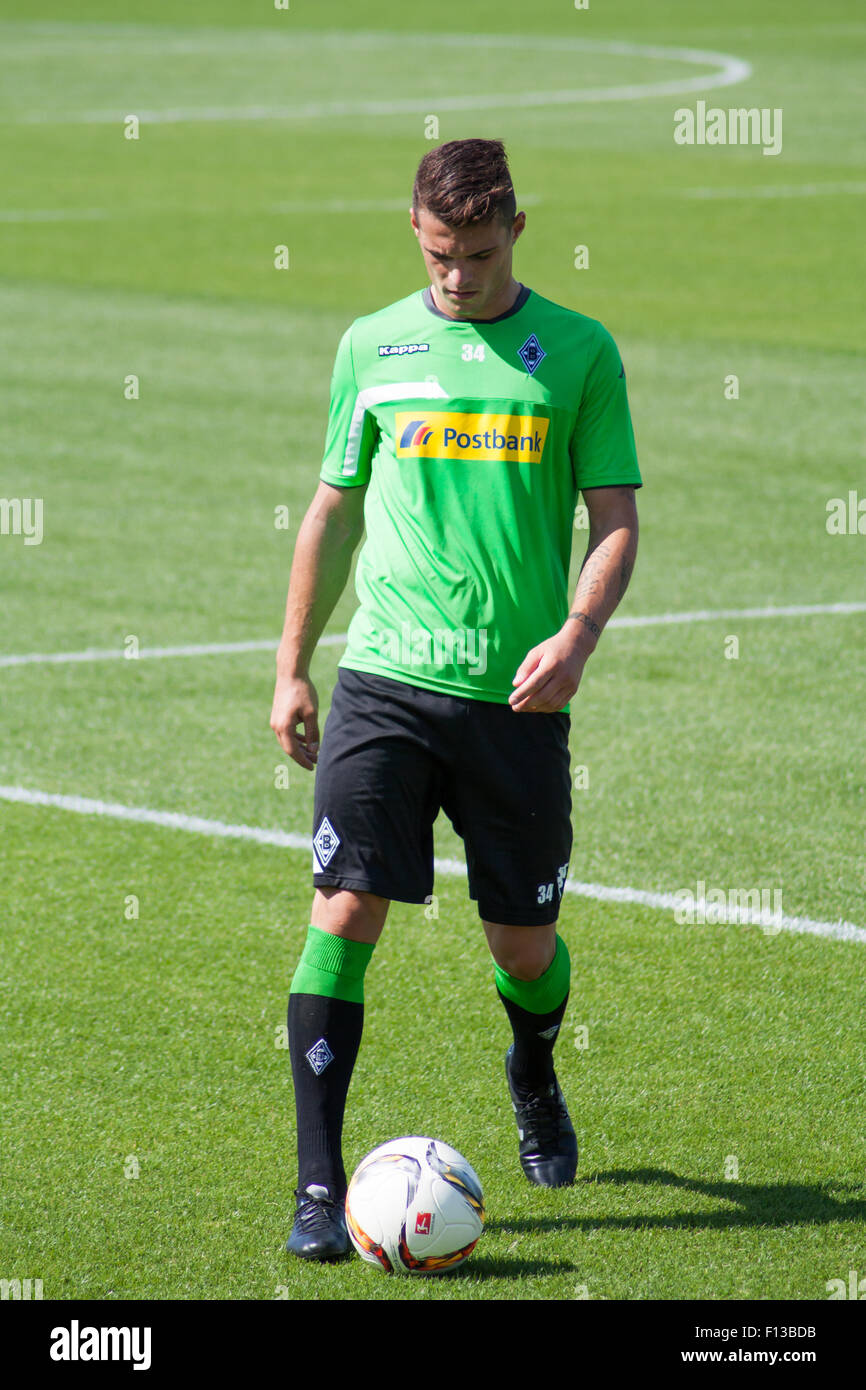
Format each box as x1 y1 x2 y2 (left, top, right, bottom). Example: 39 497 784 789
395 411 549 464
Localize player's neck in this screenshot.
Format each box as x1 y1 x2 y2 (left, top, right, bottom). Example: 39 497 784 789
430 276 522 322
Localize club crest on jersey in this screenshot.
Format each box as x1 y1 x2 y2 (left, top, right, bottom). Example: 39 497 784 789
394 410 549 464
517 333 546 375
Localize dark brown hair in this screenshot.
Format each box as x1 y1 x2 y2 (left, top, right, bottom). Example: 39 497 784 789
412 138 516 227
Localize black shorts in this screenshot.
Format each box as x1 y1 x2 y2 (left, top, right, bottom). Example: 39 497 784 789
311 668 572 926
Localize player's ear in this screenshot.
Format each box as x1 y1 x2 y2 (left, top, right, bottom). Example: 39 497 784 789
410 205 421 238
511 210 527 244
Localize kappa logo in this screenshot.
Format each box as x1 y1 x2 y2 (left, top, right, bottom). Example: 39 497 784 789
378 342 430 356
395 410 549 464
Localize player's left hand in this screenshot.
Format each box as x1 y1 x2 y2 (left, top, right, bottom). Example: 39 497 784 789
509 630 589 713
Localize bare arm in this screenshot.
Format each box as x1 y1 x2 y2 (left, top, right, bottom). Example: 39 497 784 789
270 480 367 768
565 484 639 651
509 485 639 713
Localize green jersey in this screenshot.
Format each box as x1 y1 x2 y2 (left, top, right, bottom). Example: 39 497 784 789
319 284 641 710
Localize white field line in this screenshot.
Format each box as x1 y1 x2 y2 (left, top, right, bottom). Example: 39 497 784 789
610 601 866 627
8 39 751 124
682 182 866 200
0 26 754 57
0 634 341 669
0 196 544 223
2 602 863 670
0 208 109 222
0 638 282 669
0 784 862 945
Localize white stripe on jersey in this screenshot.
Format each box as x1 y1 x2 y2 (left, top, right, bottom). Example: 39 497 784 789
341 380 448 477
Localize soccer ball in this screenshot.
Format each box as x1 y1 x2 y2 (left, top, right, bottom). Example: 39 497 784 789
345 1136 485 1274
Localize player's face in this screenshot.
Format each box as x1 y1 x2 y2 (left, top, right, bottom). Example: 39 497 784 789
411 205 526 320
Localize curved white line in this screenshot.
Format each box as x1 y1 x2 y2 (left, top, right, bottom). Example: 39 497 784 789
7 37 752 124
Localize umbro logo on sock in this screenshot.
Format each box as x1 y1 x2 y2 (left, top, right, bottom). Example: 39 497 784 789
538 1024 560 1040
306 1038 335 1075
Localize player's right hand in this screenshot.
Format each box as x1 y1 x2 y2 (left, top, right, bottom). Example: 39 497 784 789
270 672 320 771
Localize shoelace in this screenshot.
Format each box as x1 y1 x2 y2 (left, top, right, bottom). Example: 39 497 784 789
515 1089 565 1144
295 1196 339 1232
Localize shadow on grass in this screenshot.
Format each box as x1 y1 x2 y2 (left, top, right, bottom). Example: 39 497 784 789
420 1255 583 1281
483 1168 866 1235
325 1171 865 1285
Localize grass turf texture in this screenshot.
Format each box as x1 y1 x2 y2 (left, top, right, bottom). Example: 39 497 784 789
3 803 864 1300
1 0 864 1300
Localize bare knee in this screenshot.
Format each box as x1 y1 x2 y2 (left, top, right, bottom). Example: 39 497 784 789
311 887 390 944
484 920 556 980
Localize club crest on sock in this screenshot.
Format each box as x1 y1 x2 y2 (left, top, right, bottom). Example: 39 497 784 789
306 1038 335 1075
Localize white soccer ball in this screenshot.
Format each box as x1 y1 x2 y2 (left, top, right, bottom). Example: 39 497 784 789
345 1136 485 1274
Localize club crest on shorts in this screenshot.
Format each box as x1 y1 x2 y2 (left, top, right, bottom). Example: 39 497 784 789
313 815 341 869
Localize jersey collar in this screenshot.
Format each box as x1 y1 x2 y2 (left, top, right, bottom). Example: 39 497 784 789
421 283 531 325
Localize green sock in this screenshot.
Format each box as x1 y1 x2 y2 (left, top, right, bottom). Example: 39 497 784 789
288 924 375 1196
290 924 375 1004
496 936 571 1090
495 934 570 1014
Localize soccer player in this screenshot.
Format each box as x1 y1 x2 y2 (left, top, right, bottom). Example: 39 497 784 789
270 139 641 1259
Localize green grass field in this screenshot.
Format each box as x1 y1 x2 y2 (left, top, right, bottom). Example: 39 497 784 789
1 0 864 1305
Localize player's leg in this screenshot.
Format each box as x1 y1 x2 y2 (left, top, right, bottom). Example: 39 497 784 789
483 919 557 981
441 697 575 1186
483 916 569 1085
287 887 389 1259
286 667 444 1258
482 916 576 1187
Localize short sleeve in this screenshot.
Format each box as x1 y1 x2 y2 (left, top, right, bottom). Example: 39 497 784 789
570 324 642 491
319 325 379 488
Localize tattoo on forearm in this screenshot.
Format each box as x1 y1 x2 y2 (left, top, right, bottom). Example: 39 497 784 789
617 556 633 602
572 518 637 632
575 541 613 601
578 540 613 575
567 611 601 638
